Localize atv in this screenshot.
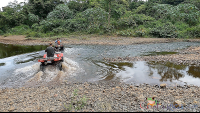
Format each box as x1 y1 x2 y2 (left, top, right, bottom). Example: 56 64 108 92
38 50 64 71
55 44 64 52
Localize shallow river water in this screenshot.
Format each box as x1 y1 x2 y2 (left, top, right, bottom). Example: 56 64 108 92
1 42 200 88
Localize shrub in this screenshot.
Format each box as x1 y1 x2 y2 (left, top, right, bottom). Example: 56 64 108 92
65 18 87 32
150 22 178 38
134 25 149 37
151 3 200 26
8 25 30 35
116 29 135 36
0 30 4 35
184 25 200 38
52 27 69 34
174 22 189 31
117 12 155 29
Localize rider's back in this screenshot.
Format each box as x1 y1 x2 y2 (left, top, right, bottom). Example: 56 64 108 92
45 46 55 57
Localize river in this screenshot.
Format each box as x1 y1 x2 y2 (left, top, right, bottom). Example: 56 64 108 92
0 42 200 88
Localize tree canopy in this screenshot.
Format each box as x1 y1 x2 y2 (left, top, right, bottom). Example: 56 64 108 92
0 0 200 38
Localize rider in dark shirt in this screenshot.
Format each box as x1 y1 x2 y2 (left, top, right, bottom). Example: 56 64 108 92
45 42 56 57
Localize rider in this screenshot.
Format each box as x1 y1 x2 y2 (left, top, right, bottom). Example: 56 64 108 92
55 38 61 45
45 42 56 57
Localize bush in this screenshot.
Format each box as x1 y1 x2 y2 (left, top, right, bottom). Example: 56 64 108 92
116 29 135 36
0 30 4 35
117 12 155 29
174 22 189 31
144 20 163 28
134 25 149 37
65 18 87 32
184 25 200 38
151 3 200 26
52 27 69 34
150 22 178 38
25 31 44 38
8 25 30 35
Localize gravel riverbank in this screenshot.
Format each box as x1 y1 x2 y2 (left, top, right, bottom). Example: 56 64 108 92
104 46 200 66
1 81 200 112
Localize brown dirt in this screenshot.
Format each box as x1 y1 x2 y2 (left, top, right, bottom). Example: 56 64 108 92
1 35 200 45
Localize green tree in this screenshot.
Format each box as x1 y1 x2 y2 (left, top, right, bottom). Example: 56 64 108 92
150 3 200 26
67 0 90 13
28 0 64 19
0 0 28 31
47 4 74 20
184 0 200 10
78 7 108 33
160 0 185 5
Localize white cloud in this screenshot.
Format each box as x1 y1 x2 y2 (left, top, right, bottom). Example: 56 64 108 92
0 0 148 11
0 0 27 11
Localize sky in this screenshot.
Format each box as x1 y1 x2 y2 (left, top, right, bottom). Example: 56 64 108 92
0 0 148 11
0 0 27 10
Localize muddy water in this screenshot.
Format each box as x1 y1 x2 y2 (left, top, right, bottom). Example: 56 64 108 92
1 42 200 88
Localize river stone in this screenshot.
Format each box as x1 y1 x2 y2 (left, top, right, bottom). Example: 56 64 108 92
160 84 166 88
173 100 186 108
8 106 16 112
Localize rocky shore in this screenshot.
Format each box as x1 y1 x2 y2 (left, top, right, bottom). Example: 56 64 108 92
1 81 200 112
104 46 200 66
1 35 200 46
1 35 200 112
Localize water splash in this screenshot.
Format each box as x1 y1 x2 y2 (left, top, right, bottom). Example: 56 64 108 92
1 57 82 88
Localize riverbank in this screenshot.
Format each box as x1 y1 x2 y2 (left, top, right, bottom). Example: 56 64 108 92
1 35 200 45
104 46 200 66
1 35 200 112
1 81 200 112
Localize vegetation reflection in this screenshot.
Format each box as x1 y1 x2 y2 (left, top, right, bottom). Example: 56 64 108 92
147 61 187 82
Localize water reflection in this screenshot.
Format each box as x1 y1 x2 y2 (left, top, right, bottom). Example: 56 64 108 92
142 51 178 56
0 63 5 66
147 61 186 82
0 43 47 59
187 66 200 78
106 61 200 86
92 61 134 81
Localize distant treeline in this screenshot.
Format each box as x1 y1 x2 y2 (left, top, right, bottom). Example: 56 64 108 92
0 0 200 38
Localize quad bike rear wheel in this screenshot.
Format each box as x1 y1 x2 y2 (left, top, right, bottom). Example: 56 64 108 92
40 63 45 71
56 62 62 71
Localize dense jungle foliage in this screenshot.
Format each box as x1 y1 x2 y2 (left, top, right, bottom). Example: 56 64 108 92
0 0 200 38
